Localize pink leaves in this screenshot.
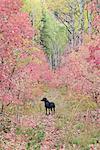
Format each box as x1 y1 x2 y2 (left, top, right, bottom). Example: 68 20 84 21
2 93 13 104
4 132 15 141
93 15 100 30
0 0 34 54
2 13 33 49
86 0 100 32
85 0 98 12
0 0 22 18
19 48 52 83
0 0 34 106
8 13 33 39
88 45 100 66
49 37 99 94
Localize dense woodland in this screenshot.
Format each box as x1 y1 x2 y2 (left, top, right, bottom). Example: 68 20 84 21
0 0 100 149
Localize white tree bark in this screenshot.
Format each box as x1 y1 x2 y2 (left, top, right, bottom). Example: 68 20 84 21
88 9 92 35
79 0 85 44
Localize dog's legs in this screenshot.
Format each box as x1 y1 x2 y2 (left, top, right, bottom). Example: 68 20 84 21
53 107 55 114
49 109 50 115
46 107 47 115
51 108 53 115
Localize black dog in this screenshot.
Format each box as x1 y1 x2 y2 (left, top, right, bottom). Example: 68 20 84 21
41 98 55 115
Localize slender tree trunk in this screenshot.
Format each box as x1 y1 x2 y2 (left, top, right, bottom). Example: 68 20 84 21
57 47 60 68
0 102 4 114
49 54 52 68
16 90 21 123
16 105 20 123
29 10 34 26
79 0 85 44
50 44 60 70
54 45 60 69
96 0 99 17
88 10 92 35
51 54 54 70
87 0 93 35
70 14 75 48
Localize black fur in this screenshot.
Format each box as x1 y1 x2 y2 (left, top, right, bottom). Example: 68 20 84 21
41 98 55 115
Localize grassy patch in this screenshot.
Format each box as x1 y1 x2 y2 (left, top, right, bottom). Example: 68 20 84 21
15 125 45 150
58 86 68 95
26 127 45 150
68 126 100 149
53 91 99 149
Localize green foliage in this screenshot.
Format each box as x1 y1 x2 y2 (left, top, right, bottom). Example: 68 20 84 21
84 9 89 32
40 11 67 56
75 122 85 130
70 130 100 149
22 0 42 29
15 125 45 150
16 127 22 135
26 127 45 150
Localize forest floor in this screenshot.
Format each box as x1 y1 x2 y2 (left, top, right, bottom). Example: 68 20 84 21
0 87 100 150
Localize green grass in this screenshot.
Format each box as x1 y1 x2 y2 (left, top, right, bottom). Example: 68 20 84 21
26 127 45 150
70 135 99 150
15 125 45 150
75 123 85 130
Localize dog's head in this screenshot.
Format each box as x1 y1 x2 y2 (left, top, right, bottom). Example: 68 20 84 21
41 97 47 102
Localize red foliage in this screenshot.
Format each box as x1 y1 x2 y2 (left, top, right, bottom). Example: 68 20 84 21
18 47 52 82
87 35 100 66
49 35 100 95
86 0 98 12
85 0 100 30
0 0 34 105
93 15 100 30
0 1 34 57
0 0 23 17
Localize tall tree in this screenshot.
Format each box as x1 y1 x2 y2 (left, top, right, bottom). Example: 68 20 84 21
0 0 34 112
86 0 93 35
78 0 85 44
40 11 67 69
